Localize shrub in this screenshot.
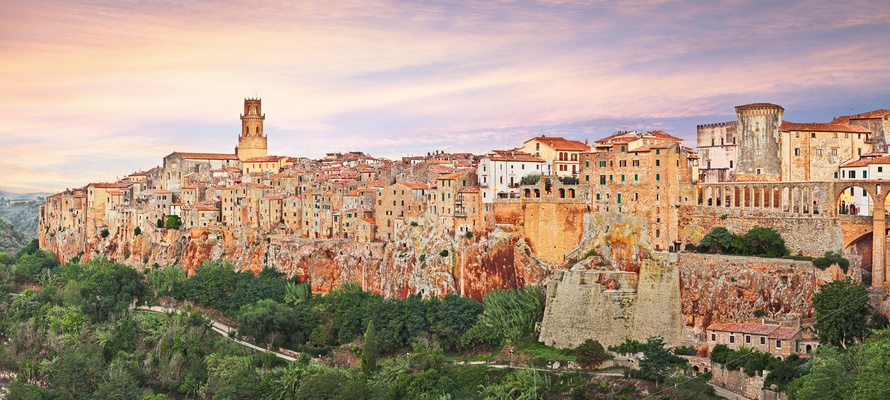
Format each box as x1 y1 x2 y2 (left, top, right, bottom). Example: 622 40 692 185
574 339 612 369
609 339 644 354
100 228 110 239
699 226 732 253
812 251 850 273
439 249 449 257
418 254 425 262
465 231 473 239
165 215 182 230
520 174 541 186
134 226 141 236
558 176 579 185
156 218 164 229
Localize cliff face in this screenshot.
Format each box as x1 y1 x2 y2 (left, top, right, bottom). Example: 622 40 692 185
44 218 545 299
677 253 846 333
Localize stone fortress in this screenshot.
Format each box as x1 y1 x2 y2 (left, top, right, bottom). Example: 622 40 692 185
39 99 890 352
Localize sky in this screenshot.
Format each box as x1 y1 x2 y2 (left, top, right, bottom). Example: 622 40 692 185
1 0 889 194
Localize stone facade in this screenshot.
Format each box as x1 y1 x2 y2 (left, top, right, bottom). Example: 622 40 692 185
237 98 268 161
538 258 684 348
697 121 737 183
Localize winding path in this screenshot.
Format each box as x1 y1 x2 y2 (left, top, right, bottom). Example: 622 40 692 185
134 305 297 362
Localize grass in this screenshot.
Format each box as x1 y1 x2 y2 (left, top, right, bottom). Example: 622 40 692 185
515 338 576 362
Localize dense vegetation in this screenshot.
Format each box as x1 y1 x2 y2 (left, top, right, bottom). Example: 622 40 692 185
695 225 788 257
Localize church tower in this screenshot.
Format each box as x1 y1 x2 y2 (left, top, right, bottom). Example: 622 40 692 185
236 98 268 161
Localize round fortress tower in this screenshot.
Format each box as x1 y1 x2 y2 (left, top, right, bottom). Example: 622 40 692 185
237 98 268 161
734 103 784 182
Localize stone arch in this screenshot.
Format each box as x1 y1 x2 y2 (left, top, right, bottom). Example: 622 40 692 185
706 186 714 206
805 344 812 353
782 186 790 212
837 185 874 216
568 188 575 198
524 188 531 198
558 188 566 198
734 186 741 207
534 188 541 198
812 187 821 214
772 187 781 211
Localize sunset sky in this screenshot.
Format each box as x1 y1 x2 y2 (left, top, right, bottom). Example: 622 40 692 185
2 0 889 193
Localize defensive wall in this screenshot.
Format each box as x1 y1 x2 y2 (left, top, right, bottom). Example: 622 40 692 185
538 258 684 348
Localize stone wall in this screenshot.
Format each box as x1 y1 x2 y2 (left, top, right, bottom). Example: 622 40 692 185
679 206 843 256
710 364 771 400
538 257 683 348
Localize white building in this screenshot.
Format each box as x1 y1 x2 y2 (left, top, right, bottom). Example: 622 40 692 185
838 152 890 216
478 150 550 203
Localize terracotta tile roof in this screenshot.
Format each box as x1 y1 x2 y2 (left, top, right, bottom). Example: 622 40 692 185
525 135 590 151
769 327 801 340
88 182 129 189
402 182 431 190
649 130 684 142
841 155 890 168
195 205 219 212
735 103 784 110
173 152 239 160
832 115 852 124
850 109 890 119
440 172 463 180
244 155 285 163
361 218 375 224
706 323 780 336
487 150 546 162
780 121 871 133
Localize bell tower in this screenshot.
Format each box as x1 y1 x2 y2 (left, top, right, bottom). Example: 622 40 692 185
237 98 268 161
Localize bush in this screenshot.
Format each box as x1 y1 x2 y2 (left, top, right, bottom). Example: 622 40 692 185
812 251 850 273
465 231 473 239
558 176 579 185
165 215 182 230
156 219 164 229
100 228 110 239
439 249 449 257
520 174 541 186
574 339 612 369
699 226 732 253
609 339 644 354
134 226 141 236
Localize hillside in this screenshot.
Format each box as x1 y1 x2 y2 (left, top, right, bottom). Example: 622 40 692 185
0 218 30 254
0 196 44 238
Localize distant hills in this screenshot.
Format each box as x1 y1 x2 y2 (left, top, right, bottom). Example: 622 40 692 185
0 191 46 239
0 218 30 255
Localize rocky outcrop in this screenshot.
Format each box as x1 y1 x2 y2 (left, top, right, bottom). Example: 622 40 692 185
45 217 546 299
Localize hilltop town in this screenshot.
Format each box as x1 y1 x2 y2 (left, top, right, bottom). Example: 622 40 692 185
38 100 890 362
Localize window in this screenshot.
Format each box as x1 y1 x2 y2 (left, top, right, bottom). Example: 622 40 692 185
596 193 600 200
632 160 640 167
586 160 590 168
730 161 733 168
811 132 816 138
880 167 884 173
711 333 716 342
864 171 868 179
617 193 622 203
730 335 735 344
585 175 589 182
816 149 822 156
634 192 639 201
760 337 766 345
834 172 839 179
621 175 625 182
620 145 626 152
600 175 606 184
600 161 606 168
776 340 782 349
850 171 856 179
745 335 751 344
634 173 638 181
794 148 801 156
656 173 661 181
619 160 627 167
832 149 838 156
656 159 661 167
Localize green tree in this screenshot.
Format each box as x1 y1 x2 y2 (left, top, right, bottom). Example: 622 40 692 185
812 251 850 273
134 226 141 236
637 336 685 384
42 343 106 399
787 346 856 399
813 278 870 348
741 225 788 257
235 299 316 348
362 320 379 378
699 226 733 253
520 173 541 186
165 215 182 230
79 262 146 322
574 339 612 370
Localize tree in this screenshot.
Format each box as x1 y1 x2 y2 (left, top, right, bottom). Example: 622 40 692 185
574 339 612 369
813 278 870 348
134 226 141 236
637 336 685 384
165 215 182 230
235 299 317 348
520 173 541 186
812 251 850 273
699 226 733 253
741 225 788 257
79 262 146 322
362 320 379 377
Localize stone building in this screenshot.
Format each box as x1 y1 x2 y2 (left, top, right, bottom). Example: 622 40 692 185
375 182 429 241
520 135 590 177
700 103 875 182
839 109 890 152
582 133 698 251
162 152 240 194
706 323 807 359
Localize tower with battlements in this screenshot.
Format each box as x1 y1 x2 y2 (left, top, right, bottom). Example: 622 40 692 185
735 103 784 182
237 98 268 161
